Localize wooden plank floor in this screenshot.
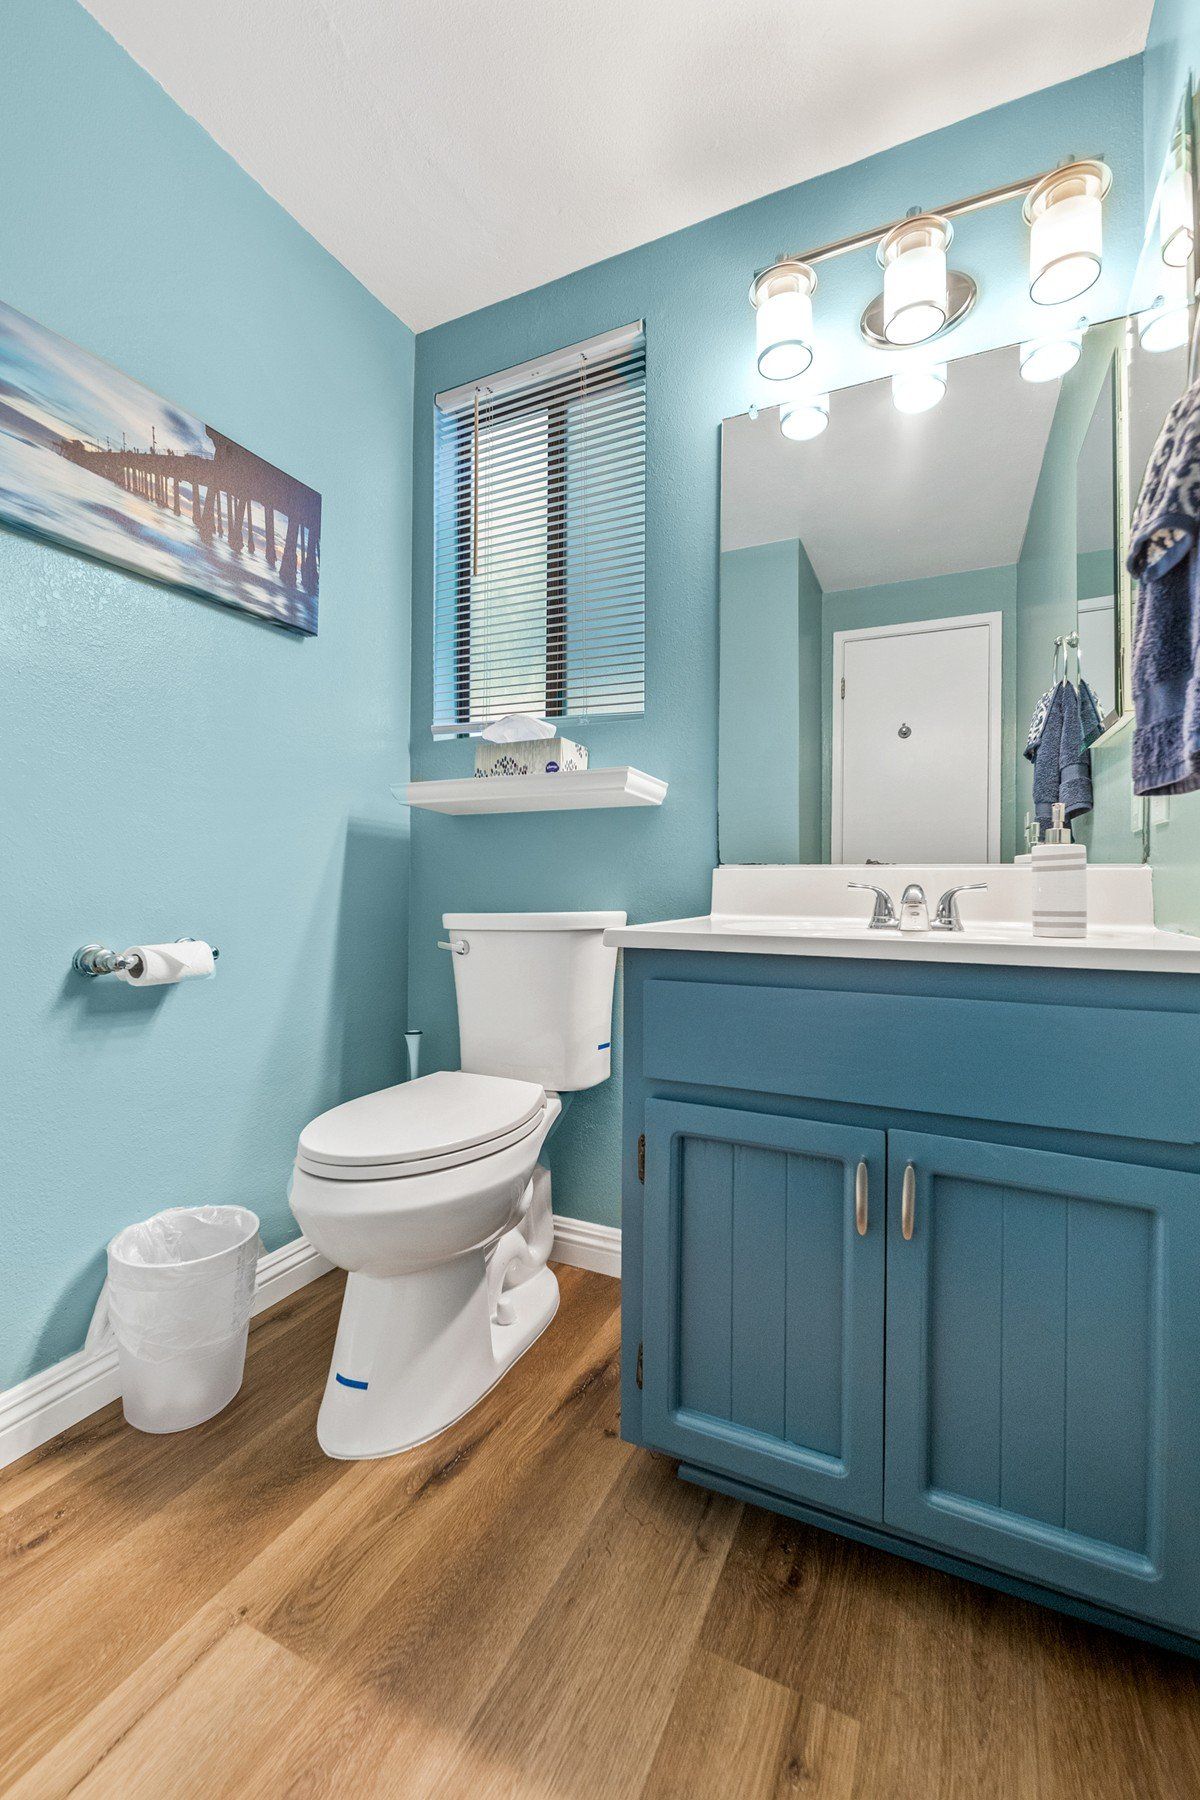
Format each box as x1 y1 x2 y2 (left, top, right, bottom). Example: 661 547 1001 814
3 1266 1199 1798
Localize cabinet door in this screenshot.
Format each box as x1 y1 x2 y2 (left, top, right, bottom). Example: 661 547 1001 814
641 1099 885 1523
885 1130 1200 1633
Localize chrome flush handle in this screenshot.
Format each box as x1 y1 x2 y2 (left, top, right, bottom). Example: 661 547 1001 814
436 937 469 956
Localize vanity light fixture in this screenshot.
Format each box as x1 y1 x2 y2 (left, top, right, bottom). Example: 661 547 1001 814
751 260 817 381
1024 161 1112 306
1019 329 1083 383
891 360 947 414
779 387 830 440
749 157 1111 370
879 215 953 345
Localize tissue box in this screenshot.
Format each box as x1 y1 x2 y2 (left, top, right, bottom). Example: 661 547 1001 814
474 735 589 777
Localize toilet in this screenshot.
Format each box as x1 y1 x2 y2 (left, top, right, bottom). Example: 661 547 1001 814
289 909 625 1458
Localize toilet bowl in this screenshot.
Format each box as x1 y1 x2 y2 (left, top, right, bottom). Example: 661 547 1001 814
289 910 624 1458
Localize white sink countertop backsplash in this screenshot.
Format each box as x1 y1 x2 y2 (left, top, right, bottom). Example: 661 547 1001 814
603 864 1200 973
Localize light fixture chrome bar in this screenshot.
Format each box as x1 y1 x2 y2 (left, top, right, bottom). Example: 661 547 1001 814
756 163 1100 278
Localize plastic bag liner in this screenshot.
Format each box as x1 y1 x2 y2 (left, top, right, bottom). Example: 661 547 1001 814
106 1206 261 1363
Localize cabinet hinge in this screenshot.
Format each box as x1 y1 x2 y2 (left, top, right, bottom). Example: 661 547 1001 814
635 1342 644 1389
840 676 846 699
637 1133 646 1183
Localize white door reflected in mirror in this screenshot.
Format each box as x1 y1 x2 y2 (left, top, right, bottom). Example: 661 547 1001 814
833 612 1002 863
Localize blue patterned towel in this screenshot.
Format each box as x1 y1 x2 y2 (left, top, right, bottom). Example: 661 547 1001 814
1128 372 1200 795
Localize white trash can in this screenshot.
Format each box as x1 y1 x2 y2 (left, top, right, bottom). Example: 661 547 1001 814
104 1205 261 1433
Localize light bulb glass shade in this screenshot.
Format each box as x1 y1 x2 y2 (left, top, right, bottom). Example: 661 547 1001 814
891 361 947 414
1019 330 1083 383
1139 259 1192 352
1160 160 1195 269
879 216 951 346
779 391 830 440
1139 297 1191 354
1024 163 1110 306
752 261 817 381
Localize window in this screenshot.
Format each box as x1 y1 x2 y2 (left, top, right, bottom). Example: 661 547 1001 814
433 323 646 736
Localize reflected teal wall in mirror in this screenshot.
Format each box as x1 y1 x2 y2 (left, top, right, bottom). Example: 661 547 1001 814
719 538 822 863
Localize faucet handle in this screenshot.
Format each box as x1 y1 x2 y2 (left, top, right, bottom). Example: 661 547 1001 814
847 882 899 930
932 883 988 932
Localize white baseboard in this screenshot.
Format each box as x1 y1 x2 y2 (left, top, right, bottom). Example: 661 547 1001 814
552 1213 621 1279
0 1218 617 1473
0 1234 331 1473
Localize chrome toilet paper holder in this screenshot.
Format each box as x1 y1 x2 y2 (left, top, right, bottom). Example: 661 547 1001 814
73 938 221 978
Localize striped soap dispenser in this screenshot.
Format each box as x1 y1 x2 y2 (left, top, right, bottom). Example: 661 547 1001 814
1031 803 1087 939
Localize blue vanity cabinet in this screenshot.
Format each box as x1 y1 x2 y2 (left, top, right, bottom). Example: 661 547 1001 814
619 948 1200 1650
640 1099 886 1523
883 1131 1200 1635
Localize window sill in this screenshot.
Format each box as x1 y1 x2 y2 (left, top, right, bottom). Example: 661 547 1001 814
394 768 668 815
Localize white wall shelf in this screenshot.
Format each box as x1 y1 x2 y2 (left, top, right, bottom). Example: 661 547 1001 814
396 767 667 816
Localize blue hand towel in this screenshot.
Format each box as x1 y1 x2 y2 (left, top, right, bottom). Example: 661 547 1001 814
1032 680 1093 829
1078 677 1105 748
1057 680 1093 821
1026 674 1103 764
1128 372 1200 796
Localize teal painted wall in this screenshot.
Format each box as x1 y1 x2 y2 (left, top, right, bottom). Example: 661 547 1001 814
1138 0 1200 927
1077 547 1117 599
719 538 822 862
1 0 415 1385
819 566 1020 858
407 60 1146 1231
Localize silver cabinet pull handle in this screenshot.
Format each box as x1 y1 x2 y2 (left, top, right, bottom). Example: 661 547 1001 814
902 1163 916 1241
855 1160 869 1236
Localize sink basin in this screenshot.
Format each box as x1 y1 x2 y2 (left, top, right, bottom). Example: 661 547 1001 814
720 915 1037 943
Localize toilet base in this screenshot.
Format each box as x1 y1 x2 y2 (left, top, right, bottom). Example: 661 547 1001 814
316 1256 559 1459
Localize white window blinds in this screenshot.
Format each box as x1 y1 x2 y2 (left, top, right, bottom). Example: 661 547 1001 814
433 322 646 736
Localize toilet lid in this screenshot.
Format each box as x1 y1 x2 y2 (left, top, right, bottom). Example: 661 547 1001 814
297 1069 546 1170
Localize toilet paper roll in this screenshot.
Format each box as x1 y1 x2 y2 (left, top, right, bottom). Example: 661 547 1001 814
117 941 215 986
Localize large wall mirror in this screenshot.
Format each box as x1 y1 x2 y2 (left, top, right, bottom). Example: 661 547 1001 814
719 304 1195 865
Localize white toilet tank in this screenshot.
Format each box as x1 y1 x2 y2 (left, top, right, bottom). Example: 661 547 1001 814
442 911 626 1091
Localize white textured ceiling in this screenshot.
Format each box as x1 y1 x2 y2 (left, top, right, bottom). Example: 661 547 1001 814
81 0 1152 332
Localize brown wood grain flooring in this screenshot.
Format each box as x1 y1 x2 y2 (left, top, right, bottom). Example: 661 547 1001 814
2 1265 1198 1798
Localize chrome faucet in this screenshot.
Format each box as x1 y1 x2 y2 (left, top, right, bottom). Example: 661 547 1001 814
847 882 899 929
931 882 988 932
899 884 930 932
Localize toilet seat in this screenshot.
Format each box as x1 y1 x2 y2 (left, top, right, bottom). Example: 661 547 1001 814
296 1069 547 1182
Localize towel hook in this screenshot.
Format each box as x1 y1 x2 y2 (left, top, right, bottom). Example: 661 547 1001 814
1051 630 1080 686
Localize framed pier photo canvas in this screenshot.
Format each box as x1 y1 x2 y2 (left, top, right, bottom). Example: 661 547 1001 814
0 298 321 633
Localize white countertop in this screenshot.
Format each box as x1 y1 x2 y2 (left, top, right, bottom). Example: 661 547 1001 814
603 864 1200 973
603 913 1200 973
